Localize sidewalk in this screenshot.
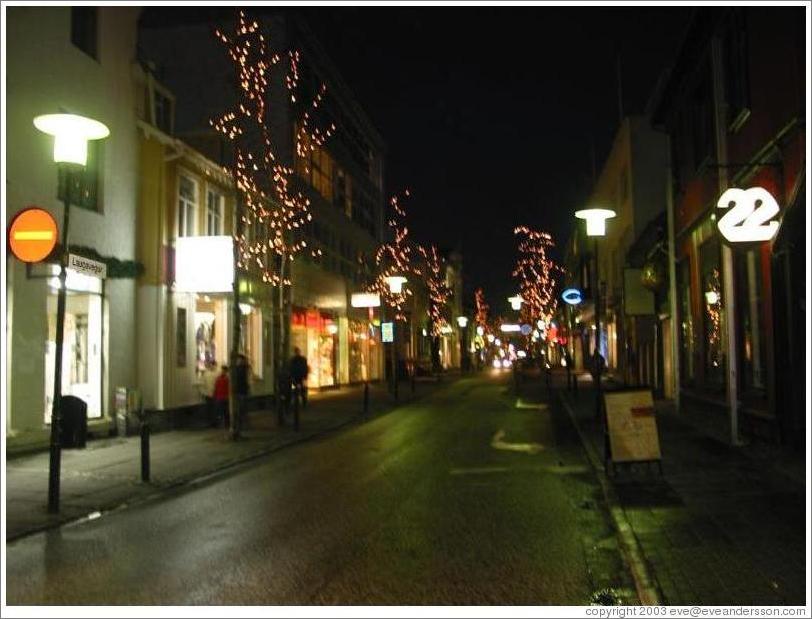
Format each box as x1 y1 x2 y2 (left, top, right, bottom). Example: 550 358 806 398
548 372 807 606
4 378 443 542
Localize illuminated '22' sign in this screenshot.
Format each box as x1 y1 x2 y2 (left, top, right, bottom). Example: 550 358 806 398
716 187 781 244
561 288 583 306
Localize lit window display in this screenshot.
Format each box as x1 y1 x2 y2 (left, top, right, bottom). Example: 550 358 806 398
291 308 337 388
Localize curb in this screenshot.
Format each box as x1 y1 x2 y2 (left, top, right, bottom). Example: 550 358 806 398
6 380 448 543
557 391 664 606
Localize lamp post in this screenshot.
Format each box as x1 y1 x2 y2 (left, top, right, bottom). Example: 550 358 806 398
574 208 616 422
385 275 407 399
456 315 468 373
508 294 523 311
34 113 110 513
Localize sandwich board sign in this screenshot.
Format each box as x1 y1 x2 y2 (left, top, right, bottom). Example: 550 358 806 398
604 389 661 469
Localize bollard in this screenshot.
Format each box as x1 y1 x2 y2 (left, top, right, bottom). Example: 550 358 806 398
363 382 370 416
293 387 300 431
140 421 150 483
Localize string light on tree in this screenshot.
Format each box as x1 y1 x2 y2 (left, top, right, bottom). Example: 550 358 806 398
417 243 453 336
512 226 562 333
211 10 335 287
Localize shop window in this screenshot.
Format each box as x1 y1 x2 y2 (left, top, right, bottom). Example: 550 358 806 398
699 238 724 390
57 140 101 211
737 248 767 395
71 6 97 60
206 187 224 235
677 258 695 385
178 174 197 237
45 279 103 422
239 305 263 380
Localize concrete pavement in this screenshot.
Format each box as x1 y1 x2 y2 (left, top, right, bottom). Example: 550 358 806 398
4 379 440 541
536 369 808 606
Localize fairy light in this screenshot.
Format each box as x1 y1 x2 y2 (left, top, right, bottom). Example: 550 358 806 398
367 189 417 322
474 287 490 333
211 10 335 286
512 226 562 332
417 243 453 336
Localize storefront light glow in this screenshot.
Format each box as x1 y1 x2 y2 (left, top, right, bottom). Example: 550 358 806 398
440 325 453 335
34 113 109 166
476 326 484 337
502 359 512 368
47 267 102 294
326 323 339 335
494 338 501 346
456 316 469 328
486 334 495 343
575 208 616 237
351 293 381 308
175 236 234 292
239 303 252 315
705 290 720 305
492 359 502 369
500 324 521 333
517 350 527 358
562 288 583 305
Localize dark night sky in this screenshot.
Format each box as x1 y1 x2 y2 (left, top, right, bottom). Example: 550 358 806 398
297 6 693 311
141 5 694 314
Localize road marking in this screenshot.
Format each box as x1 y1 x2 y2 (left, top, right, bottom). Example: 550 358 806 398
515 399 548 410
490 429 544 454
449 466 509 475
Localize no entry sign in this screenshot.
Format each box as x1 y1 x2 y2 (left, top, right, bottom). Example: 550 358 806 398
8 208 58 263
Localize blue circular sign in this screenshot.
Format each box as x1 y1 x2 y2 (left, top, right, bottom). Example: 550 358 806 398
562 288 583 306
520 324 532 336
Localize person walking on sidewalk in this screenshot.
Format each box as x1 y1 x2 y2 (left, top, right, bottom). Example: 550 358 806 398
213 365 230 429
290 347 309 409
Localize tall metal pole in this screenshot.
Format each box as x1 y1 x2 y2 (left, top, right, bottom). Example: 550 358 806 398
47 166 73 513
391 321 398 400
229 158 244 441
665 135 681 411
594 236 602 421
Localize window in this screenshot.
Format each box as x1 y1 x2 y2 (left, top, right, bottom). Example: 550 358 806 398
677 258 695 385
154 89 173 135
178 174 198 237
724 9 750 132
334 169 353 217
71 7 98 60
206 188 223 235
737 248 767 395
296 130 334 202
57 140 100 211
699 238 724 390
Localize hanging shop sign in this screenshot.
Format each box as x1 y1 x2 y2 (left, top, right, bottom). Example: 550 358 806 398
381 321 394 343
716 187 781 244
604 389 662 464
561 288 583 306
8 207 58 263
175 235 233 292
351 293 381 308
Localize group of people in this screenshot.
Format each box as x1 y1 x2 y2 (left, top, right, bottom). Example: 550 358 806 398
200 349 310 428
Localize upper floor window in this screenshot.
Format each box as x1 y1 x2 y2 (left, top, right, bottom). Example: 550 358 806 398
206 188 224 235
334 169 353 218
71 7 98 60
178 174 198 237
154 89 174 135
57 139 101 211
724 9 750 132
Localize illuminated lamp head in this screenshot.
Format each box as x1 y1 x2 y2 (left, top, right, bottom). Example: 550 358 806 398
574 208 616 237
34 113 109 167
385 275 407 294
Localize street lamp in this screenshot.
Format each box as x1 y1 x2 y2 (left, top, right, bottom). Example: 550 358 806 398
456 316 468 372
34 113 110 513
385 275 407 399
508 294 523 311
574 207 616 421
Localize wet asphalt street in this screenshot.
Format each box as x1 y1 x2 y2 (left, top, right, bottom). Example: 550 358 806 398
5 372 633 605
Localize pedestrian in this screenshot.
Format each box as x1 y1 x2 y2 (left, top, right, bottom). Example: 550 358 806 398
199 361 219 426
289 347 309 409
213 365 230 429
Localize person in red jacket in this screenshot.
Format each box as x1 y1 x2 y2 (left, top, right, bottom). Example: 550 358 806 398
213 365 230 429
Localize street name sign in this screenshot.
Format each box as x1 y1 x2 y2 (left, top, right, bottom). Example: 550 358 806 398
68 253 107 279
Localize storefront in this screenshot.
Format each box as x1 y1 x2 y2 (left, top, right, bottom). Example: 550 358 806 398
291 308 338 388
44 267 104 422
348 318 381 383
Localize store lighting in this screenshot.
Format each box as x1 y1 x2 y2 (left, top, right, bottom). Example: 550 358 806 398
500 324 521 333
705 291 720 305
476 326 484 337
486 334 495 343
456 316 469 328
351 293 381 308
239 303 252 315
326 323 339 335
508 295 523 311
385 275 407 294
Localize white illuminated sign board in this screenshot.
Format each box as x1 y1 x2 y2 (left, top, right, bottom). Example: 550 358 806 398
175 236 234 293
381 322 394 343
500 324 521 333
716 187 781 244
351 293 381 308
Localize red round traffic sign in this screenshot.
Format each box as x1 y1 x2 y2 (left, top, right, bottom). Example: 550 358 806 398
8 208 58 263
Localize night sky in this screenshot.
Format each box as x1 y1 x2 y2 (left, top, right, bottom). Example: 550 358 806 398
141 5 694 314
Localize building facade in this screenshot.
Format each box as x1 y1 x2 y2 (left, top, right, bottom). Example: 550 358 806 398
650 7 805 445
138 11 387 393
5 6 141 449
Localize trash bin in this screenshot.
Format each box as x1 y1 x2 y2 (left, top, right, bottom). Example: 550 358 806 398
61 395 88 448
